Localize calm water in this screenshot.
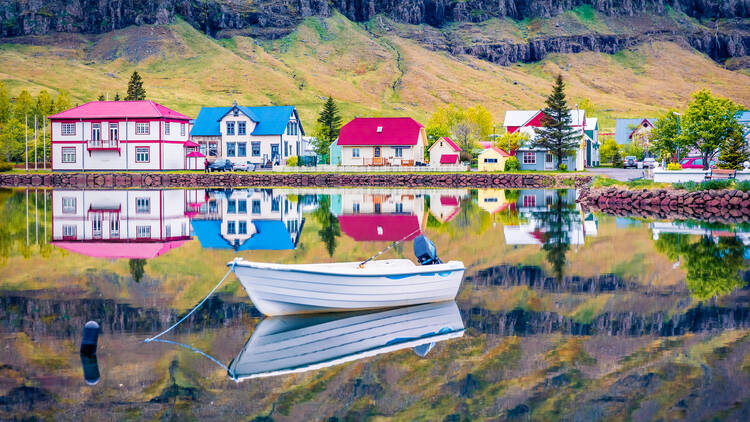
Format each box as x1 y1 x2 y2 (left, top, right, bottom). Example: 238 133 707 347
1 187 750 421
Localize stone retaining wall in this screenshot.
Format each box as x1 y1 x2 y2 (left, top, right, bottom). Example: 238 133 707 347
0 173 591 189
578 187 750 223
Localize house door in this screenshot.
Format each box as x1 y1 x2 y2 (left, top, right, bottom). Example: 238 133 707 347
374 147 381 158
586 140 591 167
544 153 555 170
109 124 118 146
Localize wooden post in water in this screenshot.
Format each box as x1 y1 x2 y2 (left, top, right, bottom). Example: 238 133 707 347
25 114 28 173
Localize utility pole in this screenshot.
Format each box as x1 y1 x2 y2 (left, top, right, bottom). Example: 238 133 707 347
673 111 681 162
25 114 28 173
43 118 46 170
34 115 38 171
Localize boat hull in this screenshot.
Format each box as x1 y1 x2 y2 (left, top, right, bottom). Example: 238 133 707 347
231 259 465 316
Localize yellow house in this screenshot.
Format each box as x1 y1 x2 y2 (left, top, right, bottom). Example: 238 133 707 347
478 147 513 171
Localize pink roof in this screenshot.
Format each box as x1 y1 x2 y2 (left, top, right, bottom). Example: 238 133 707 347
480 141 493 149
486 147 512 157
184 140 200 147
186 151 206 157
440 196 459 206
338 215 421 241
48 101 190 120
52 240 188 259
440 154 459 164
440 137 461 152
337 117 424 146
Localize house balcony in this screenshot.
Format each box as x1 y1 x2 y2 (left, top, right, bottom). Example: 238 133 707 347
362 158 415 166
87 140 121 155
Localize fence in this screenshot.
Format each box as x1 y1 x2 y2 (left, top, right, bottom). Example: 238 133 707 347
273 164 470 173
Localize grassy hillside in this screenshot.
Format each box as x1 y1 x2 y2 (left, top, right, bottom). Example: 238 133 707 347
0 13 748 129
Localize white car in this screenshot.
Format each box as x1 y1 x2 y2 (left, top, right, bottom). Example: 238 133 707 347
642 157 657 168
233 162 256 172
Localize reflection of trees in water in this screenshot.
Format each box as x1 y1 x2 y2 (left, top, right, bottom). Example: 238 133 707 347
313 195 341 257
0 189 52 263
129 258 147 283
655 233 746 300
531 190 576 281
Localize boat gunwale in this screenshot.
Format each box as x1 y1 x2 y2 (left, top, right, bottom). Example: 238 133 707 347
229 259 465 278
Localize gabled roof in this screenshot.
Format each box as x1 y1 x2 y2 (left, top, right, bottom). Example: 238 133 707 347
48 101 190 120
585 117 598 131
429 137 461 152
337 117 424 146
191 105 301 137
614 118 657 144
503 110 585 128
190 219 299 251
480 147 512 157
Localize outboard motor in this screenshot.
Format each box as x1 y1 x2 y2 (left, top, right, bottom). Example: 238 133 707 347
413 234 442 265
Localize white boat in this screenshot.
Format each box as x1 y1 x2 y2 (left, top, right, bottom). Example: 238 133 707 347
228 301 464 381
230 258 465 316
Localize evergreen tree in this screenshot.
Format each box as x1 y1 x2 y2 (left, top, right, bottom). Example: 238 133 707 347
98 94 105 101
532 75 579 169
114 93 120 101
718 128 749 170
126 71 146 101
0 81 11 124
129 259 147 283
313 196 341 257
611 148 623 167
312 97 342 162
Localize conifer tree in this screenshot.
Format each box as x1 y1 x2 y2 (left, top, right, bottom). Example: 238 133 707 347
312 96 342 161
718 129 749 170
126 71 146 101
98 94 105 101
532 74 579 169
0 81 11 124
114 93 120 101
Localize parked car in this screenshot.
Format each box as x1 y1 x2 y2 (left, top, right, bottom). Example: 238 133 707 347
679 157 716 169
642 157 657 168
208 159 233 172
234 162 256 172
623 156 638 168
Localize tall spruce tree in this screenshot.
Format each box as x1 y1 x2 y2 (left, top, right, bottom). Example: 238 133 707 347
532 75 579 169
126 71 146 101
114 93 120 101
312 96 342 162
718 128 749 170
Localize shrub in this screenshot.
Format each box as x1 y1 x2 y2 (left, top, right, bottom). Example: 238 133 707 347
735 180 750 192
504 156 520 171
286 156 298 166
700 179 731 191
666 163 682 171
0 162 13 172
612 149 623 167
459 150 473 163
672 181 698 192
558 163 568 171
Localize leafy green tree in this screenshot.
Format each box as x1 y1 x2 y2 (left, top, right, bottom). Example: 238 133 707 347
464 104 494 144
313 195 341 257
129 258 147 283
683 236 745 300
599 138 621 163
427 104 495 152
34 90 53 118
624 142 645 160
680 90 743 170
0 118 31 162
426 104 464 143
54 91 72 112
532 75 579 169
425 126 451 147
312 97 342 162
125 71 147 101
650 110 682 162
0 81 11 124
493 131 528 153
717 127 748 170
14 89 34 121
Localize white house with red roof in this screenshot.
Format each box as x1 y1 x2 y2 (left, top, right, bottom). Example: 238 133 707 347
49 100 192 171
336 190 424 242
428 136 462 167
337 117 426 166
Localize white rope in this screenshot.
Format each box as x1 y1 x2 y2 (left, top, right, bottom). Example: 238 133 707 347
359 227 421 268
144 261 236 343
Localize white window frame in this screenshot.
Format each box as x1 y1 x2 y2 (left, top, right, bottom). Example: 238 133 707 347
62 225 76 237
136 122 150 135
164 121 170 135
61 147 76 163
136 225 151 239
136 197 150 214
180 123 186 136
352 148 360 158
135 147 150 163
523 151 536 164
61 123 75 136
62 197 76 214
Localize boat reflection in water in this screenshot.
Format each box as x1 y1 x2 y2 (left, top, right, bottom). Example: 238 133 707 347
228 301 464 381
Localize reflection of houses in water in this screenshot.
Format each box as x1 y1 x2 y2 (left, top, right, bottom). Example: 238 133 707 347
477 189 516 215
191 189 304 250
428 190 469 223
337 190 425 242
650 221 750 258
52 190 192 259
502 189 597 245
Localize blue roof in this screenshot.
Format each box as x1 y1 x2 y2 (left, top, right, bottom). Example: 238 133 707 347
614 118 656 144
191 219 300 251
190 105 303 137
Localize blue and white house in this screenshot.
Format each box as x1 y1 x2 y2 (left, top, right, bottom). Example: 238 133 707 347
191 102 304 166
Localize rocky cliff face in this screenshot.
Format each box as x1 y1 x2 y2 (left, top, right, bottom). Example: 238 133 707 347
1 0 749 65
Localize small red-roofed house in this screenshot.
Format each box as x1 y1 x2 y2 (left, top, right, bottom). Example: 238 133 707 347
337 117 426 166
428 136 462 167
478 147 513 171
49 100 192 171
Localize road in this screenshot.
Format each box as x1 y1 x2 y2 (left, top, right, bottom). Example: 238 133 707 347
585 167 648 182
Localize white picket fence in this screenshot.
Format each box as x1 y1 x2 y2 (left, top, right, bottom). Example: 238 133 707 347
272 164 470 173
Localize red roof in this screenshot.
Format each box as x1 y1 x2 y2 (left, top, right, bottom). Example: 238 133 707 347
52 240 188 259
440 154 459 164
338 215 421 241
480 141 493 149
337 117 424 146
487 147 512 157
439 137 461 152
48 101 190 120
440 196 459 206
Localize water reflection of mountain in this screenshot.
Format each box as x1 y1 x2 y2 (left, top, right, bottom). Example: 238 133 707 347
51 190 193 259
191 189 305 251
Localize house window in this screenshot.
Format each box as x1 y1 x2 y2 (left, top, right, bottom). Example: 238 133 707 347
352 148 360 158
352 202 360 213
233 108 239 117
252 200 261 214
238 122 246 136
523 152 536 164
136 226 151 238
109 123 118 141
227 142 236 157
394 147 403 158
165 225 171 238
251 142 261 157
226 121 235 136
238 221 247 235
62 225 76 238
227 200 236 214
287 121 298 136
136 122 149 135
395 203 404 213
227 221 236 234
523 195 536 208
164 122 170 135
181 124 186 136
91 123 101 143
135 147 150 163
208 142 217 157
111 220 120 238
200 143 207 155
61 147 76 163
545 153 554 164
237 142 246 157
136 198 150 213
484 158 498 163
284 141 288 157
238 200 247 213
61 123 76 136
62 197 76 213
271 198 280 212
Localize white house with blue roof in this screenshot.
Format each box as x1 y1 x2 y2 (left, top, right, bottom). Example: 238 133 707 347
191 102 304 167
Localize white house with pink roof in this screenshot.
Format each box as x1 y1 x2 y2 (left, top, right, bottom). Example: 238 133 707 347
428 136 462 167
49 100 192 171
